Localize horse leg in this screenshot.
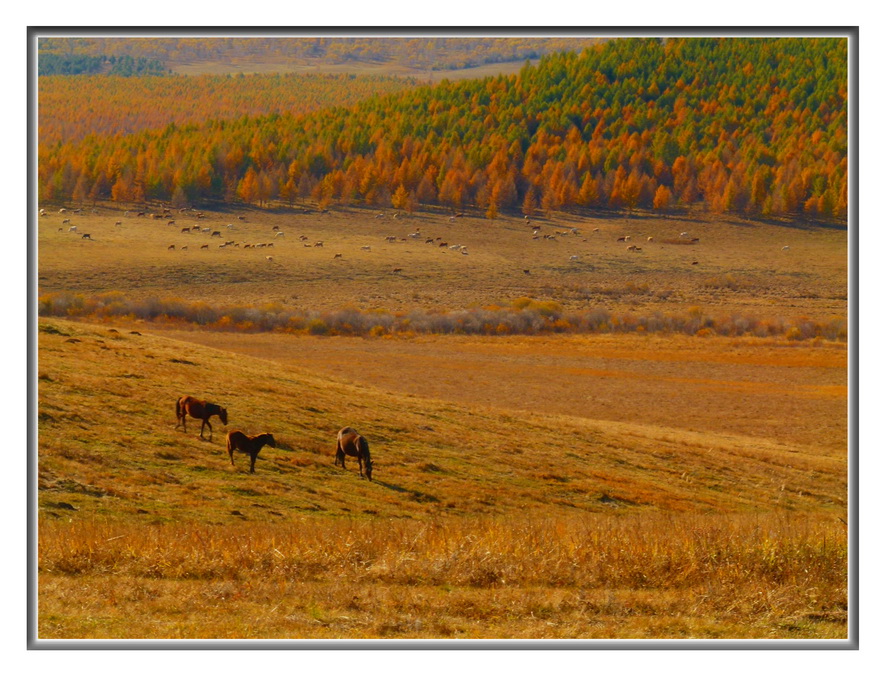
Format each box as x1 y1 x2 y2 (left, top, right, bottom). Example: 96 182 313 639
202 418 212 440
249 451 257 474
358 455 364 478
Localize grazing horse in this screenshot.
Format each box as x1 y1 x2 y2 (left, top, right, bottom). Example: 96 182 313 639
175 395 228 440
226 430 276 473
335 427 373 481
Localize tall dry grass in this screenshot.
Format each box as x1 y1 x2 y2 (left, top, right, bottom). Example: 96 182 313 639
40 513 846 589
38 513 847 639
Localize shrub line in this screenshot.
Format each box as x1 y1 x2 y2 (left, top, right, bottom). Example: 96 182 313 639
37 291 847 341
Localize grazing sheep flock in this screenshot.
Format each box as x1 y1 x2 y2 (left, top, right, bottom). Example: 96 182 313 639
43 204 819 288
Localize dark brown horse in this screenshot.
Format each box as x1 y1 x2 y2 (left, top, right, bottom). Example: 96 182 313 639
335 427 373 481
226 430 276 473
175 395 228 440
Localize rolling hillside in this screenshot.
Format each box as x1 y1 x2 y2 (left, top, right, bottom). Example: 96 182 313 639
38 318 846 525
36 317 848 639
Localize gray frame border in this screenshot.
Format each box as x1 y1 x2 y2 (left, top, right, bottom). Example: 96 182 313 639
26 25 859 650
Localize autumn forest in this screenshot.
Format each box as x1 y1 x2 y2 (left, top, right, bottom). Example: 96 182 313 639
38 37 847 220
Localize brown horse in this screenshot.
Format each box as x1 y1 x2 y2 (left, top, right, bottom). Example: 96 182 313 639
335 427 373 481
175 395 228 440
226 430 276 473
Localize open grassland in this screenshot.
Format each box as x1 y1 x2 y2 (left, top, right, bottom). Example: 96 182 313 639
155 331 848 454
38 72 419 146
169 57 534 80
37 319 847 639
37 202 847 321
36 201 848 640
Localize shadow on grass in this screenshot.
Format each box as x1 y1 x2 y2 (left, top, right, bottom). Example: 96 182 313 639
374 479 439 503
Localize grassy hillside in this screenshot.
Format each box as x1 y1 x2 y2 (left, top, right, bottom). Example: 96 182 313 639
38 318 846 522
37 318 848 639
38 72 418 146
156 330 848 455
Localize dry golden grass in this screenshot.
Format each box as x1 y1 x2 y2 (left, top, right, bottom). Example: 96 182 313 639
39 514 846 640
158 331 848 454
36 318 847 640
38 319 847 521
35 202 848 641
37 202 847 320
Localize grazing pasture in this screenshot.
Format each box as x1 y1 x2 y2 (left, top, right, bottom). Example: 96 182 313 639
159 331 848 454
36 316 847 639
36 202 847 320
35 201 848 640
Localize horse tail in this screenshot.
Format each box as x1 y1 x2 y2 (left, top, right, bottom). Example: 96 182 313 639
334 436 344 467
175 397 184 427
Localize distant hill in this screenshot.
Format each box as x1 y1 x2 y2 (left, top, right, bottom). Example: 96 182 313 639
37 36 603 73
38 72 418 146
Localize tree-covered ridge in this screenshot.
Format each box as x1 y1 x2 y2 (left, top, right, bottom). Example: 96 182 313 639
37 52 167 76
38 38 848 219
38 72 418 146
38 36 602 71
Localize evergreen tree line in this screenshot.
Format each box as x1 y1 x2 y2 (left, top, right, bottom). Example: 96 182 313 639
38 38 848 220
38 53 167 76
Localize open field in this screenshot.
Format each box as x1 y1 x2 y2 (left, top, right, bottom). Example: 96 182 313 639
39 319 847 521
37 202 847 320
169 57 535 81
154 331 848 454
36 317 847 639
36 200 848 640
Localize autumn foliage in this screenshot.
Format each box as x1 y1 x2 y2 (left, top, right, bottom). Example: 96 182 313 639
38 38 847 219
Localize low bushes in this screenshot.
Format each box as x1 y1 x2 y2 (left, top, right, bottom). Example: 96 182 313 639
37 291 847 341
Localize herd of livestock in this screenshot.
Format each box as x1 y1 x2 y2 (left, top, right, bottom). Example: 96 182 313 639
43 205 720 269
174 395 373 481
